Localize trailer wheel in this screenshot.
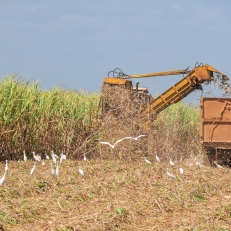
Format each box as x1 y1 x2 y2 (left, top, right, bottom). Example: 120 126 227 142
202 148 216 166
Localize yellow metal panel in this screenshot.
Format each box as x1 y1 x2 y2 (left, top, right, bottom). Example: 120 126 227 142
104 78 129 85
127 69 190 78
103 78 133 89
141 76 194 115
204 64 228 80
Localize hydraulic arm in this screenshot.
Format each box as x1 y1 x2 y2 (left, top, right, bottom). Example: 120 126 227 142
138 64 228 116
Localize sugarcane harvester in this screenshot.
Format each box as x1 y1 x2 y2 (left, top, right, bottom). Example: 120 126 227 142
100 63 228 131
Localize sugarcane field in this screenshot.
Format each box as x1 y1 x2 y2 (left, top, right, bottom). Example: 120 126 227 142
0 72 231 230
1 2 231 231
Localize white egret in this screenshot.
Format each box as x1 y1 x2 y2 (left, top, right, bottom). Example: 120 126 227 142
32 152 41 162
30 162 36 176
179 165 184 174
51 150 59 164
51 163 56 177
155 153 160 163
144 157 152 164
169 158 175 166
42 161 45 165
195 157 201 168
214 162 224 169
79 168 84 176
0 172 6 186
100 141 121 149
50 162 59 178
60 152 66 165
56 164 59 177
122 135 148 141
166 168 176 178
23 151 27 162
100 135 148 149
83 153 87 161
45 152 50 160
5 160 8 174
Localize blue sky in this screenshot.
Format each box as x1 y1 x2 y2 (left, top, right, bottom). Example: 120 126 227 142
1 1 230 104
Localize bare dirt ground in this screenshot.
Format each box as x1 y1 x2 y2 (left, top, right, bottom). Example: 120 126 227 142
0 156 231 231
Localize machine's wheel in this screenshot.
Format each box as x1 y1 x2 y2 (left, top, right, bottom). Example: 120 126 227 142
220 149 231 167
202 148 215 166
203 148 231 167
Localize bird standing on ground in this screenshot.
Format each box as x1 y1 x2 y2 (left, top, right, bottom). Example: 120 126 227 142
155 153 160 163
51 150 59 164
51 162 56 177
166 168 176 178
0 172 7 186
55 164 59 177
214 162 224 169
5 160 8 174
60 152 66 165
45 152 50 160
0 161 8 186
78 168 84 176
169 158 175 166
23 151 27 162
195 157 201 168
32 152 41 162
144 157 152 164
30 162 36 176
51 162 59 178
83 153 87 161
179 165 184 174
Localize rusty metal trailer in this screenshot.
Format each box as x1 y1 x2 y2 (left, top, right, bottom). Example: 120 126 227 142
200 97 231 165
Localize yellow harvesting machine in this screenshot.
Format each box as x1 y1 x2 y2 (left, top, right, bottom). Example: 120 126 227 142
100 63 228 130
